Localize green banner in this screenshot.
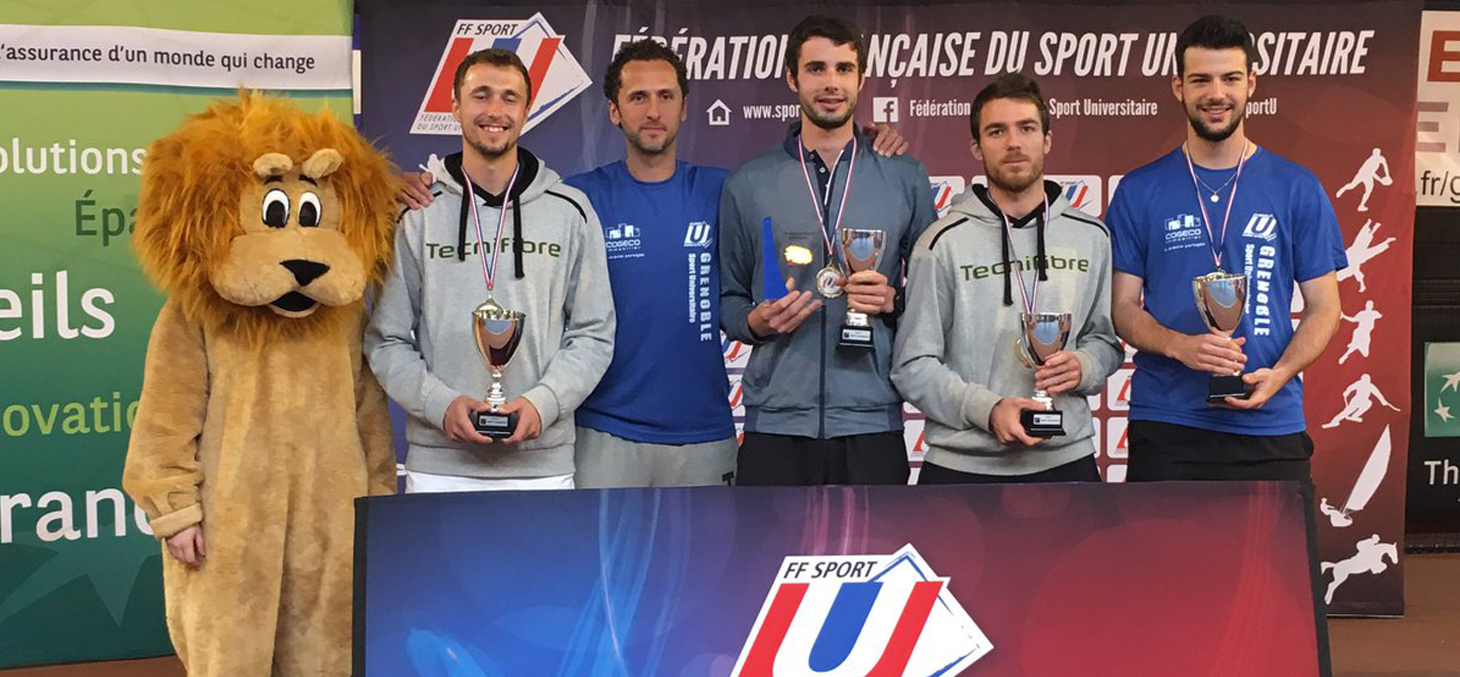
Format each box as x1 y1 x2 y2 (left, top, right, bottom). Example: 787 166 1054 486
1424 342 1460 437
0 1 352 667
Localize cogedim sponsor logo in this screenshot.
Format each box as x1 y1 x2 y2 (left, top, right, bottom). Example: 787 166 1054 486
411 14 591 136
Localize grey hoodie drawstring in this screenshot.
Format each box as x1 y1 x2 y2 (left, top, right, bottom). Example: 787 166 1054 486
512 194 524 279
456 188 469 262
1000 217 1014 306
1036 211 1049 281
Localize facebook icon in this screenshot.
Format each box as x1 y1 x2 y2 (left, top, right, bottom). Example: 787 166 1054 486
872 96 899 123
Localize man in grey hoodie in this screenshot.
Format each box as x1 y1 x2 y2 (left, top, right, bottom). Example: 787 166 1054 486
365 48 615 491
720 16 938 485
892 73 1121 483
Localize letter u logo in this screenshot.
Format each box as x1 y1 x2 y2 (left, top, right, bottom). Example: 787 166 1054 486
736 580 944 677
1244 214 1277 241
685 222 712 247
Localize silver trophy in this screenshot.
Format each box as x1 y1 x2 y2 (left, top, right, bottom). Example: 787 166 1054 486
471 300 526 437
1191 271 1249 402
1018 312 1072 437
837 228 886 349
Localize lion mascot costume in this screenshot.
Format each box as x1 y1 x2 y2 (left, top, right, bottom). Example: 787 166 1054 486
122 92 399 676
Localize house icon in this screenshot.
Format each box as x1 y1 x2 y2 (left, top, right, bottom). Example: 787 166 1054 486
707 99 731 127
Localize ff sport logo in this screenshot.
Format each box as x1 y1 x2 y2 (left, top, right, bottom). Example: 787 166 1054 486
411 13 592 136
731 544 992 677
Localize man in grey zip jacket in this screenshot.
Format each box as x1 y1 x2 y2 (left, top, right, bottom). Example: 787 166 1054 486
720 16 938 485
365 49 615 491
892 73 1121 483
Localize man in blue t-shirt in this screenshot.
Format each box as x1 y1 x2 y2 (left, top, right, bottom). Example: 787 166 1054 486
399 40 908 487
562 40 739 486
1107 15 1347 482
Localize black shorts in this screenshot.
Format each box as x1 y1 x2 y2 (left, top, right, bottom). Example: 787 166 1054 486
1126 419 1315 483
736 431 909 486
918 454 1100 485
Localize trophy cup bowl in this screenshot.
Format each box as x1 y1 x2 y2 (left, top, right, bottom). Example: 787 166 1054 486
837 228 886 349
1019 312 1072 437
1191 271 1249 402
470 301 526 437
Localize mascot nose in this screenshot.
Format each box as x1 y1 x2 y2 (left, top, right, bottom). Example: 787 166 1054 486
281 259 330 286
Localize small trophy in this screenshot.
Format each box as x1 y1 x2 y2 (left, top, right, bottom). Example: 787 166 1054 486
1191 271 1249 403
470 300 526 437
1018 312 1072 437
765 220 818 302
837 228 885 349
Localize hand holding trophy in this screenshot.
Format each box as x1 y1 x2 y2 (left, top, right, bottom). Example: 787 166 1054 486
1181 142 1253 404
460 168 528 438
836 228 886 349
470 299 526 438
1191 271 1250 403
749 227 822 337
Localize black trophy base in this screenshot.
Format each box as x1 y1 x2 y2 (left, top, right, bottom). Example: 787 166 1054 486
839 325 874 349
474 409 519 438
1208 374 1250 403
1021 409 1065 438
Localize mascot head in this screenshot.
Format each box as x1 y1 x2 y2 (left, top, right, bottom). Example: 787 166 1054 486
135 91 398 339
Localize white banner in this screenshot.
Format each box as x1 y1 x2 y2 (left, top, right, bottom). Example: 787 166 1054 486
0 24 351 90
1418 11 1460 206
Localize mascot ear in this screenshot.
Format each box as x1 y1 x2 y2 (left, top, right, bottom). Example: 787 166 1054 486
302 149 343 180
253 153 293 178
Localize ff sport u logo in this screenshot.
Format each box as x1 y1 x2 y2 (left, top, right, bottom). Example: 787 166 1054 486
731 545 992 677
411 13 592 136
928 176 967 218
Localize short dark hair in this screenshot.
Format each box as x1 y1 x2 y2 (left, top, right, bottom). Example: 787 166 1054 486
784 15 867 79
453 48 532 103
603 39 690 103
969 73 1050 141
1175 15 1258 77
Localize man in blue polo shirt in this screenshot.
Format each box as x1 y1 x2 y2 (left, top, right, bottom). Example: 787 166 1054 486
1107 15 1346 482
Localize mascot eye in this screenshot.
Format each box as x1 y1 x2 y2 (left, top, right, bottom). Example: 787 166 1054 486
262 189 290 228
298 191 322 227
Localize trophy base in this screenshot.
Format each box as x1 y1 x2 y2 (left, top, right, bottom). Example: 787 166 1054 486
839 325 874 349
1021 409 1065 438
474 409 519 438
1207 374 1250 403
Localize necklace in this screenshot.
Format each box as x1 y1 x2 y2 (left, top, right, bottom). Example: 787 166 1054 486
1193 166 1240 203
1181 141 1251 272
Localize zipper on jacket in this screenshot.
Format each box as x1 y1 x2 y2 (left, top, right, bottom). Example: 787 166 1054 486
818 306 826 438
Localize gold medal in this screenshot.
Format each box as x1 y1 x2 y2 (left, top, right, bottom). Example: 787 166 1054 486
816 265 845 298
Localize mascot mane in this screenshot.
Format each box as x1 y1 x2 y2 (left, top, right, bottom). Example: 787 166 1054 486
134 91 397 342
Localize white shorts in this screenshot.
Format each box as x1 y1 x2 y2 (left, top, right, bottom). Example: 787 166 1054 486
403 470 575 493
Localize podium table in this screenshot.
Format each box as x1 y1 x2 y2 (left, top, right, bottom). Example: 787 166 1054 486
355 481 1328 676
